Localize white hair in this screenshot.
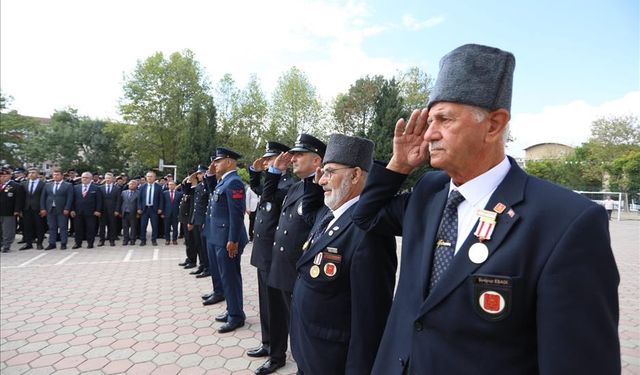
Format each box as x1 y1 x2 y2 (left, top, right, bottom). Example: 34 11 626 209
466 105 510 144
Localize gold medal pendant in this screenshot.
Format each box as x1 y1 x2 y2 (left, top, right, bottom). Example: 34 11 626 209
309 265 320 278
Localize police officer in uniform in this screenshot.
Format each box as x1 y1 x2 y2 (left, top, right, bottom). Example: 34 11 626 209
0 167 25 252
187 165 212 278
204 147 249 333
290 134 398 374
178 169 197 268
246 141 294 359
256 134 326 375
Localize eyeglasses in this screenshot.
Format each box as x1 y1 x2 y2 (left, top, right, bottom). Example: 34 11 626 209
321 166 353 179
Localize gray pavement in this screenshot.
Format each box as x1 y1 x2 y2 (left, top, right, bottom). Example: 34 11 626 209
0 219 638 374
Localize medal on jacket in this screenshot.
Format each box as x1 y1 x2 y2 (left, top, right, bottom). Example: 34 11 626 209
469 209 496 264
297 201 303 216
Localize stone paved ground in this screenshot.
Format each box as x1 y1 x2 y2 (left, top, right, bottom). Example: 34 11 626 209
0 219 638 374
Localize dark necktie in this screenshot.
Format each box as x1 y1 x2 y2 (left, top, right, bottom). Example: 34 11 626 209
309 210 334 246
428 190 465 292
30 181 35 194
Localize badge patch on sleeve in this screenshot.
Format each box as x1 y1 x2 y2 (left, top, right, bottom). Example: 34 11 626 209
231 189 244 199
472 275 512 321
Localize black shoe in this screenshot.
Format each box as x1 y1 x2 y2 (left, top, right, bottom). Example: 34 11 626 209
72 244 81 249
122 241 129 246
215 312 228 322
110 241 115 247
247 345 270 358
139 241 146 246
254 359 285 375
183 263 196 269
97 241 105 247
196 271 211 278
190 268 204 275
218 320 244 334
201 292 214 300
87 243 94 249
130 241 136 246
45 244 56 250
151 240 158 246
203 295 225 306
178 259 189 266
60 245 67 250
19 245 33 250
165 240 170 245
36 243 43 250
172 240 178 245
17 239 26 244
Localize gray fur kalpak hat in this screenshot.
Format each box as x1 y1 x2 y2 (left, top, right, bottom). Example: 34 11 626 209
427 44 515 112
322 134 374 172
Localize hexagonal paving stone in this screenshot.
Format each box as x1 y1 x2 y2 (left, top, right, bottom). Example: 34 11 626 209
155 333 178 343
102 359 134 374
150 364 181 375
83 346 113 359
110 338 137 349
175 353 203 367
29 353 64 368
178 367 206 375
152 351 181 366
106 348 136 361
176 343 200 355
154 342 179 353
129 349 158 363
23 365 56 375
197 344 222 357
77 357 109 372
61 344 91 356
52 355 86 370
199 356 226 370
17 341 49 353
128 362 158 375
217 337 240 348
219 346 244 359
5 352 41 366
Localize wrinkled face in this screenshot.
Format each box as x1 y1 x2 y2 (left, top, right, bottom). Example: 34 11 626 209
104 175 114 184
319 163 354 211
291 152 317 178
129 180 138 190
145 172 156 184
81 172 92 185
52 171 63 182
425 102 487 175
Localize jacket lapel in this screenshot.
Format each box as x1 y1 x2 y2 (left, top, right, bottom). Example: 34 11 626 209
282 181 303 210
297 206 353 267
418 159 527 316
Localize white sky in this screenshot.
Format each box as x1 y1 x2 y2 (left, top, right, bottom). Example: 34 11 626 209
1 0 638 157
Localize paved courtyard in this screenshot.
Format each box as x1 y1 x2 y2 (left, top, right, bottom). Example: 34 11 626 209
1 219 638 374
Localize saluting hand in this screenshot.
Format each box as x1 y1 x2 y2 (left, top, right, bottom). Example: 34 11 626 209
208 161 216 175
273 152 292 173
314 167 323 185
387 108 430 174
252 157 267 172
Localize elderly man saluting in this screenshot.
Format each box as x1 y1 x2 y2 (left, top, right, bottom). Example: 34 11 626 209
352 44 620 374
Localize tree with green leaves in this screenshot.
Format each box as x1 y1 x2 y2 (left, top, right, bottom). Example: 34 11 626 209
270 66 323 145
397 66 433 112
119 50 214 175
0 93 41 166
332 75 384 136
230 74 269 162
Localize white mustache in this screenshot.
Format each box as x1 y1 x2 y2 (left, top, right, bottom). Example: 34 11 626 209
429 141 444 152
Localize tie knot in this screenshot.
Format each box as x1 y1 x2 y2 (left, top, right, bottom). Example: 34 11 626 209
447 190 465 209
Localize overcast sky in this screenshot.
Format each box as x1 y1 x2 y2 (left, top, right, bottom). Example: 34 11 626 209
1 0 638 157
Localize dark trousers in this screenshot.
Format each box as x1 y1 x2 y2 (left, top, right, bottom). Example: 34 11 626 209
158 216 165 238
192 224 208 268
122 212 137 243
215 245 245 324
164 212 179 241
46 208 68 246
248 211 257 241
267 287 292 363
74 213 97 245
257 268 271 347
140 207 159 241
99 210 118 242
22 208 45 246
206 241 225 297
182 221 196 264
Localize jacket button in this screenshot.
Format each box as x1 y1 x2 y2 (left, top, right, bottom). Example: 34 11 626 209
280 247 284 252
284 230 288 235
256 233 260 238
276 226 279 230
259 219 263 223
273 242 276 246
414 321 423 331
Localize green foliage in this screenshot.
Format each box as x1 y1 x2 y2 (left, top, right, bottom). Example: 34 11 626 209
397 66 432 111
332 75 384 136
0 93 41 166
119 50 214 176
607 150 640 197
367 78 408 163
270 67 323 145
590 115 639 146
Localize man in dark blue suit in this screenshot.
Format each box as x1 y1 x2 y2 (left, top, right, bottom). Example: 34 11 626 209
70 172 103 249
204 147 249 334
352 44 620 374
40 168 74 250
137 170 164 246
290 134 397 375
162 181 182 245
98 172 121 247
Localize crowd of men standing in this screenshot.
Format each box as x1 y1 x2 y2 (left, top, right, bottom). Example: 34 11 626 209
0 43 621 375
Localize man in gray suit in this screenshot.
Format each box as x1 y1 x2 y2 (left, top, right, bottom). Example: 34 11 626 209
40 167 74 250
116 179 140 246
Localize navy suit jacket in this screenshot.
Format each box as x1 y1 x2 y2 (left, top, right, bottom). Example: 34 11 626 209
203 171 248 248
72 184 103 215
138 182 164 212
40 181 74 212
352 158 620 375
290 204 397 375
162 189 183 217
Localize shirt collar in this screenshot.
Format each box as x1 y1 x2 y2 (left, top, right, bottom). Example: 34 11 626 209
330 195 360 221
451 157 510 206
221 169 236 181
